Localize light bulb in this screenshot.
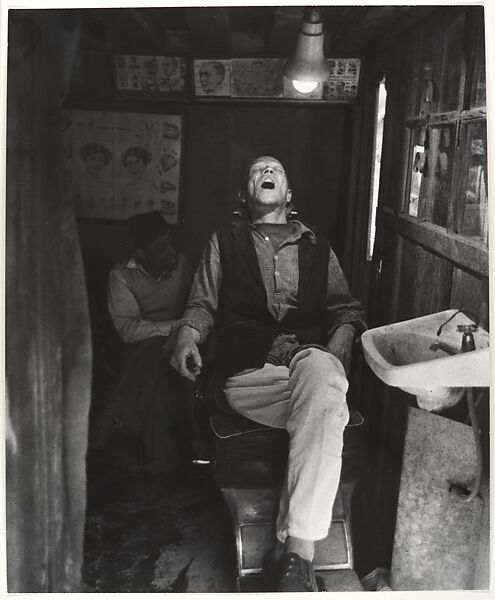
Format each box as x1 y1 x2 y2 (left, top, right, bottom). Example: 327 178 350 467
292 79 318 94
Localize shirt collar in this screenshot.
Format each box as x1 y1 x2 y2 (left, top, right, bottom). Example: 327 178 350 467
249 219 316 244
125 255 142 270
125 254 173 281
292 220 317 243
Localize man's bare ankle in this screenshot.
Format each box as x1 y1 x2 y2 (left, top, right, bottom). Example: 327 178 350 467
285 536 315 562
270 538 285 561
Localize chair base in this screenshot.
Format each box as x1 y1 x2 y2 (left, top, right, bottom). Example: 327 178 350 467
237 568 364 593
220 483 355 584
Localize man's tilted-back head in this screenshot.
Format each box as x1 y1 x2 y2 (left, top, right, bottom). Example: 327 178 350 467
239 156 292 223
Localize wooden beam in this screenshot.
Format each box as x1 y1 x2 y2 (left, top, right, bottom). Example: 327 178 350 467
326 6 373 54
379 208 488 278
376 6 442 54
334 7 402 54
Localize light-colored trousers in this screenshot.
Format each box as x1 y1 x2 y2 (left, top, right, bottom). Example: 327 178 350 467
223 347 349 542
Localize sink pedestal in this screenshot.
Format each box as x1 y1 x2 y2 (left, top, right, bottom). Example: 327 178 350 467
390 407 484 590
361 310 490 590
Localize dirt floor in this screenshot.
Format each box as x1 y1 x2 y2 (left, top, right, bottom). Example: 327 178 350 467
83 432 238 593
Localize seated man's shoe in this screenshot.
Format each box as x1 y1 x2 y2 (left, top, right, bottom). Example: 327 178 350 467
277 552 318 592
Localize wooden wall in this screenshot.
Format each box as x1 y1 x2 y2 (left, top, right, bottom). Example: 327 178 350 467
77 102 353 266
358 8 489 588
181 103 351 262
362 9 489 445
76 100 357 340
6 11 92 592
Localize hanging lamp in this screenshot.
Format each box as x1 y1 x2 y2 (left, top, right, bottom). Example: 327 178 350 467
284 7 330 94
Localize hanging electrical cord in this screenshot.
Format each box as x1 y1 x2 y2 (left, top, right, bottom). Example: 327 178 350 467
436 308 479 336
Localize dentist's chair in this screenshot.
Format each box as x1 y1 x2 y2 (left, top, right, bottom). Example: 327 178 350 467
193 347 366 591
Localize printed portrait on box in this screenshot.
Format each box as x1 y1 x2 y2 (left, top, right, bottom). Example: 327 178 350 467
194 59 231 96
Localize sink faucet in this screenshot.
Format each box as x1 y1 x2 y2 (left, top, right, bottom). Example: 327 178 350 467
429 341 460 355
430 327 477 355
434 309 478 353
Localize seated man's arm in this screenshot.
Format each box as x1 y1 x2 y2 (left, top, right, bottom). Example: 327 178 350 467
325 248 367 375
170 234 222 381
107 268 175 344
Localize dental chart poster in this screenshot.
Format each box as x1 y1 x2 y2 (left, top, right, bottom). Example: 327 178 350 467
62 109 183 223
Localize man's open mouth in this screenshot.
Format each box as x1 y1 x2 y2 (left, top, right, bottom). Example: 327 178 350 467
261 181 275 189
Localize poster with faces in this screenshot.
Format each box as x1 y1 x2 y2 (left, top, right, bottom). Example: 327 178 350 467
193 59 231 96
225 57 360 101
62 110 183 222
321 58 361 101
114 55 187 94
231 58 285 98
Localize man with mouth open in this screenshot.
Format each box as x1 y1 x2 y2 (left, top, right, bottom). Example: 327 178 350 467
170 156 366 591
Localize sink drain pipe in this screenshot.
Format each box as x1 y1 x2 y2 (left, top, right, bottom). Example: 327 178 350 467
448 388 483 502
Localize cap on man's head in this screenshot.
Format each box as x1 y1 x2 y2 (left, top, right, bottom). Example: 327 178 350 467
127 211 171 249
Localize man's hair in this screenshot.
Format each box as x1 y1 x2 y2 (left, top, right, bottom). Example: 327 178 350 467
210 61 225 80
121 146 152 167
80 142 112 165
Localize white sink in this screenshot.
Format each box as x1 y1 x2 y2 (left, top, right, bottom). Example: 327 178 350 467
362 310 490 392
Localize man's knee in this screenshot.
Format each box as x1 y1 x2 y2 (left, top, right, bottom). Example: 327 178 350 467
289 347 349 396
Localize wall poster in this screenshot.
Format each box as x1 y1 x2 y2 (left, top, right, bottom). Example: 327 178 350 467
193 59 231 96
321 58 361 101
62 110 183 223
231 58 285 98
113 55 187 99
229 57 360 101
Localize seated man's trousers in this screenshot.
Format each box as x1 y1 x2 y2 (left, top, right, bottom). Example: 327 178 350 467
105 336 192 473
223 347 349 542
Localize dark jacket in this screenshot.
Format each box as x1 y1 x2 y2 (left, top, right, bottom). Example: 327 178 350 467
213 221 330 377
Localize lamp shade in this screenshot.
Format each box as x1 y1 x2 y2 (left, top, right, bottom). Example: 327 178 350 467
284 9 330 84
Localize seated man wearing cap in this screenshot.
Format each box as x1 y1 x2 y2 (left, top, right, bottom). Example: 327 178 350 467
94 210 194 476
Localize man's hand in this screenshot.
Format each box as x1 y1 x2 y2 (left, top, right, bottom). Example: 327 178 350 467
326 324 356 376
170 326 203 381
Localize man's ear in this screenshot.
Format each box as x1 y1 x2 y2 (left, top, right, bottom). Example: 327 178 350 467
286 188 292 203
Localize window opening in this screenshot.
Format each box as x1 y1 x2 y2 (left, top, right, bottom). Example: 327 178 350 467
407 127 426 218
366 77 387 261
428 124 455 227
458 120 488 244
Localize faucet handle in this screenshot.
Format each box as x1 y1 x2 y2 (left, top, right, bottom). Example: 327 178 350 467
457 324 478 334
458 324 477 352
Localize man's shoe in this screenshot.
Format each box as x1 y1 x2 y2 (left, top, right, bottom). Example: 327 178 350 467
277 552 318 592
